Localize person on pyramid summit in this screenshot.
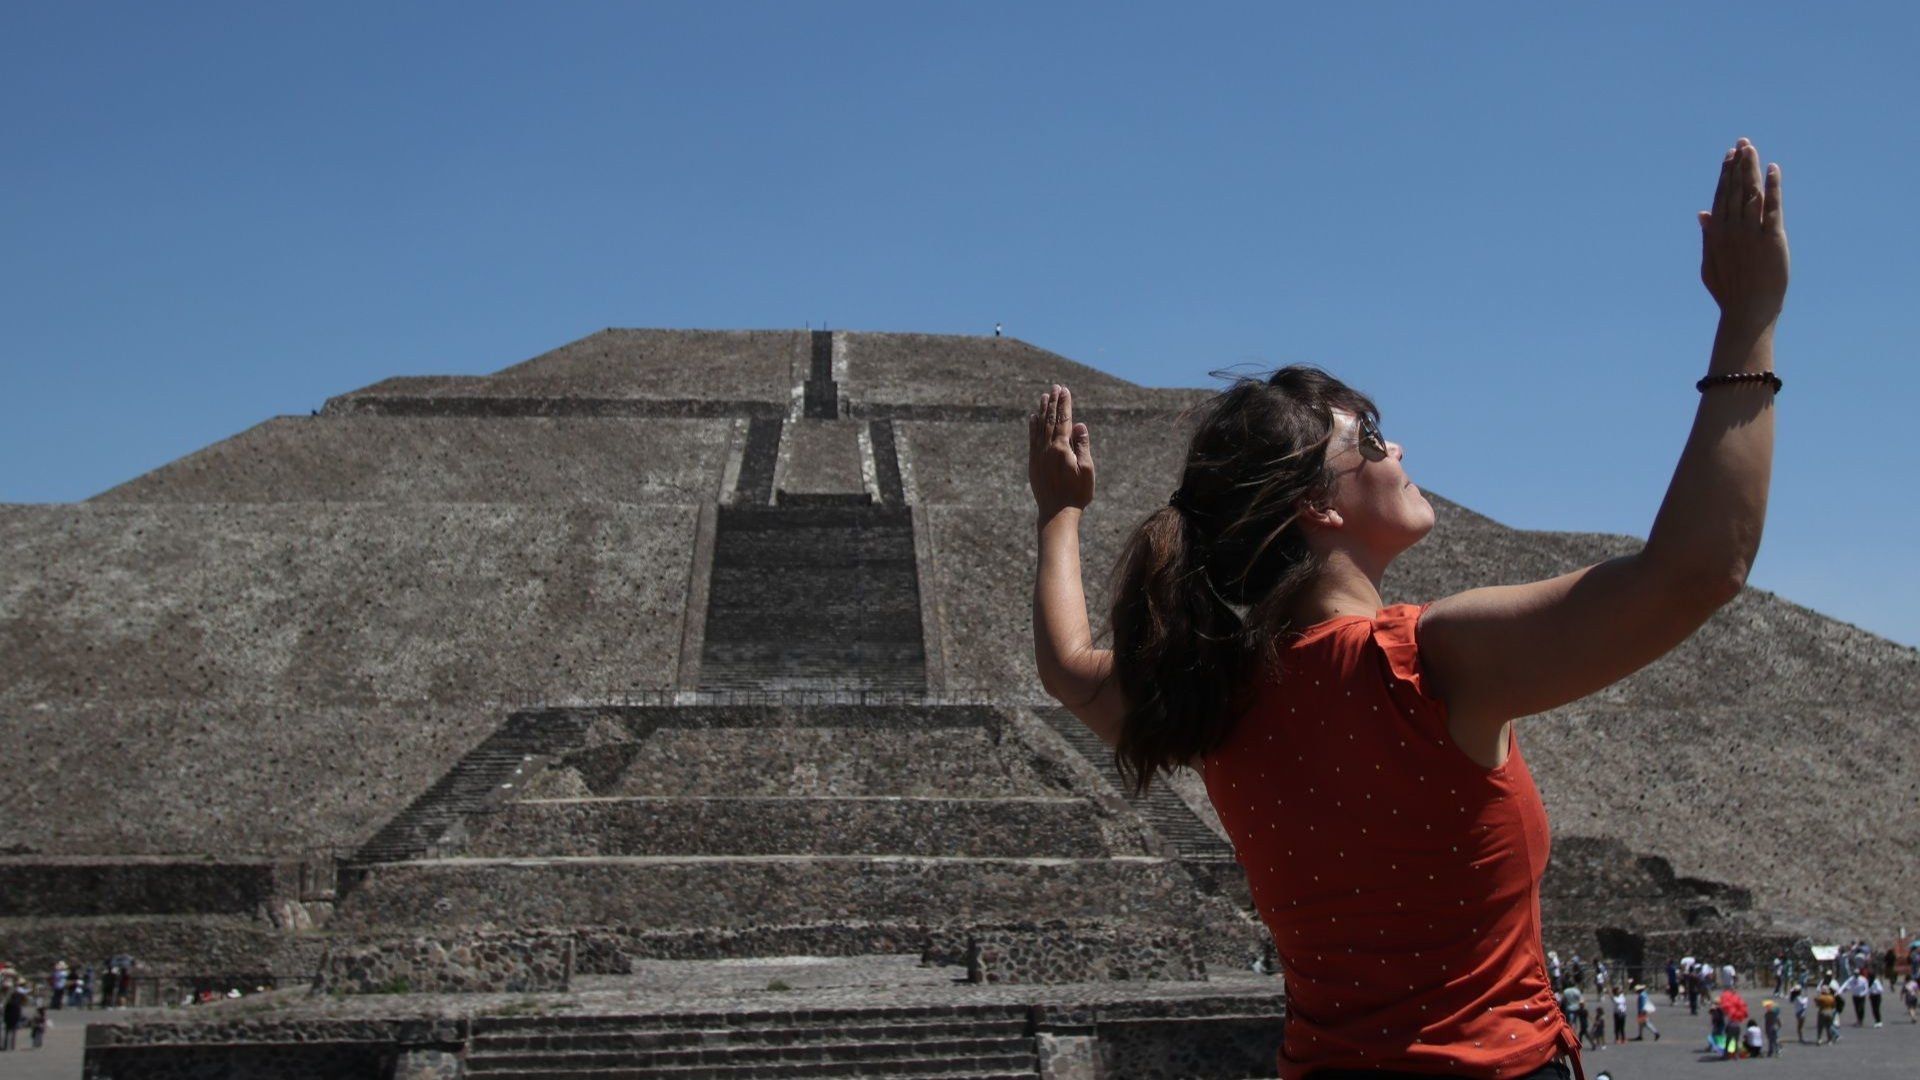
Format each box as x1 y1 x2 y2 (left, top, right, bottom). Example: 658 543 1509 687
1027 136 1788 1080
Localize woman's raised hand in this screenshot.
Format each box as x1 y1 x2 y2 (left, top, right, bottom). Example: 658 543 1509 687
1028 384 1095 516
1699 137 1789 327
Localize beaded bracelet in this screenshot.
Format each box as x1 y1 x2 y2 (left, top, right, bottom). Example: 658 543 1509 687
1697 371 1783 394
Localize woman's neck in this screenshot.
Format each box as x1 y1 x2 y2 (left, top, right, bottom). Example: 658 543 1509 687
1286 553 1386 625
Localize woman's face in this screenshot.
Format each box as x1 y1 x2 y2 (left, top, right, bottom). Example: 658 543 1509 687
1318 407 1435 558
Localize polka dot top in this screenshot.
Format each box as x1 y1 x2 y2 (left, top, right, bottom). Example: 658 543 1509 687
1200 604 1584 1080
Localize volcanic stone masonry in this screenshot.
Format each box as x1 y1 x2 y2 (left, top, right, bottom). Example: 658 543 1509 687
2 328 1912 1078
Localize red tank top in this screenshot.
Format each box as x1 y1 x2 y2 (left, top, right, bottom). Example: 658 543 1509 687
1201 603 1584 1079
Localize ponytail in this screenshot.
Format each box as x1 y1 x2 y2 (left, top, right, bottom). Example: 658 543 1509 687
1099 366 1379 797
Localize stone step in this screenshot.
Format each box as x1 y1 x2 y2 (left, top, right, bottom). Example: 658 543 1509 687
467 1035 1033 1073
692 669 926 691
775 491 871 507
471 1016 1029 1052
733 418 783 505
473 1003 1031 1035
466 797 1109 858
465 1052 1037 1080
1039 708 1236 862
328 856 1210 934
350 711 595 865
700 503 928 694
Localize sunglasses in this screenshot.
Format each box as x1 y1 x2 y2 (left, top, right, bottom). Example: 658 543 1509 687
1355 415 1390 462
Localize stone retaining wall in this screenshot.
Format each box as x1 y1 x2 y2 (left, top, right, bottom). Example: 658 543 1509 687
315 931 574 994
0 915 324 978
603 725 1056 798
466 796 1111 858
328 856 1217 934
83 1043 395 1080
967 924 1205 985
0 860 287 918
573 920 938 971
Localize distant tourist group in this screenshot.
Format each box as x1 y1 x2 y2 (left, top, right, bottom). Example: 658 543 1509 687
0 955 138 1051
1549 939 1918 1062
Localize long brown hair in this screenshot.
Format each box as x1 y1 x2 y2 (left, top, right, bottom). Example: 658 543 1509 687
1101 365 1380 796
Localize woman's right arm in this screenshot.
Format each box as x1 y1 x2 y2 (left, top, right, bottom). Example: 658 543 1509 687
1416 137 1789 739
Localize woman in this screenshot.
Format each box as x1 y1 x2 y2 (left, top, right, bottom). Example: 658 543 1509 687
1028 136 1787 1080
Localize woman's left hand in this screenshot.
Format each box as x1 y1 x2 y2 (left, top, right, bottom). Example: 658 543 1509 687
1027 384 1095 517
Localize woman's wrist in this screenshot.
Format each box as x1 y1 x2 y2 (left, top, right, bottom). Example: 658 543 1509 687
1716 306 1781 341
1036 506 1083 531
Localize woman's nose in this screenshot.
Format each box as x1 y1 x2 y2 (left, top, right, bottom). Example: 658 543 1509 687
1389 441 1404 462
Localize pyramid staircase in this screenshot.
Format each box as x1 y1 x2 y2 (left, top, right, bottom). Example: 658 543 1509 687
698 505 926 693
464 1005 1037 1080
1036 709 1235 863
349 710 595 865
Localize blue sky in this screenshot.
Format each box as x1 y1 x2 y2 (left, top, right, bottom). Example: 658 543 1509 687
3 3 1915 647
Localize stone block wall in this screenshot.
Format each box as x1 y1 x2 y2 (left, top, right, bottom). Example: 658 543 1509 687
327 856 1217 934
966 924 1205 984
0 860 285 918
314 930 574 994
92 416 734 505
464 795 1112 858
573 920 939 971
83 1042 394 1080
601 724 1057 798
84 1014 465 1080
0 914 324 979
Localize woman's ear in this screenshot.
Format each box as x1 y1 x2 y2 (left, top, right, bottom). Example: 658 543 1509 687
1296 497 1343 531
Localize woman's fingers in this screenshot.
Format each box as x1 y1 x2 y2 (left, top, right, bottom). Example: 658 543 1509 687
1711 146 1736 223
1763 162 1784 234
1054 385 1074 445
1740 142 1764 226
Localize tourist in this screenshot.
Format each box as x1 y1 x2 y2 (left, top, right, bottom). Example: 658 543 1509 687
1707 1003 1725 1054
1771 955 1784 994
47 961 65 1011
1593 957 1608 997
1868 970 1885 1026
1633 982 1659 1040
1567 954 1584 997
1742 1017 1764 1058
1762 998 1781 1056
100 965 117 1010
1610 987 1627 1044
28 1007 45 1050
1 986 21 1050
1666 957 1679 1005
1791 985 1806 1042
1547 950 1561 992
1561 983 1588 1049
1721 959 1738 990
1843 968 1869 1026
1815 981 1838 1044
110 955 135 1007
1902 971 1918 1022
1589 997 1607 1050
1027 135 1787 1080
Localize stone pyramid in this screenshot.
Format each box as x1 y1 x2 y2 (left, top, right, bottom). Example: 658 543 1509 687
4 328 1916 1076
